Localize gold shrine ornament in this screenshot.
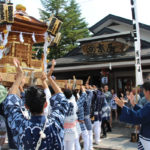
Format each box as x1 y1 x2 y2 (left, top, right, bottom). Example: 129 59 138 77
16 4 26 12
0 45 4 50
3 30 8 34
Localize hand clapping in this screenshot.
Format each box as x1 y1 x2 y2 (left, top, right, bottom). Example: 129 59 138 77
114 96 124 108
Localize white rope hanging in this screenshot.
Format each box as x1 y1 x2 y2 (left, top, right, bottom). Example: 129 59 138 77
32 33 36 43
19 32 24 43
3 25 12 46
0 30 45 36
0 33 3 41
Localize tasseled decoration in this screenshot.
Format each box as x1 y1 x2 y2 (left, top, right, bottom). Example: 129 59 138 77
19 32 24 43
109 62 112 70
40 131 46 139
0 33 3 42
32 33 36 43
3 25 12 46
0 50 4 59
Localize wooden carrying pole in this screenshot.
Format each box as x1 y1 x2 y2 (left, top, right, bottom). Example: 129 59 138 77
1 72 83 89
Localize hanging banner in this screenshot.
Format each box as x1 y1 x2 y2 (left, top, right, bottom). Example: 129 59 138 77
130 0 143 86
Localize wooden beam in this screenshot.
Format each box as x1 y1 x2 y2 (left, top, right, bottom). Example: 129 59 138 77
0 73 82 89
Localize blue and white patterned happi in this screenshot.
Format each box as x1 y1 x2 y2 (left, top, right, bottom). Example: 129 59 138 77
3 93 69 150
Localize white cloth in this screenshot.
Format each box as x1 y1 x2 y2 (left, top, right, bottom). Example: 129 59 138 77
76 121 81 135
93 121 102 144
64 140 75 150
81 130 89 150
139 136 150 150
0 50 4 60
88 130 93 150
64 96 78 141
44 88 51 116
75 136 81 150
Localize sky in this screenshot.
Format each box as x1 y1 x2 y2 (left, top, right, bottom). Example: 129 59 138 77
12 0 150 27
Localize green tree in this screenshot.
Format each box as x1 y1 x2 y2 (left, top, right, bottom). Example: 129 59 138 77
39 0 89 59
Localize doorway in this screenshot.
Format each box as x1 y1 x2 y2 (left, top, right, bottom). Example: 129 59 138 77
117 77 135 95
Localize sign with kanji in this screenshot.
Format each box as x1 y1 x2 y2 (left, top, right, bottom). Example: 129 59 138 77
82 41 129 56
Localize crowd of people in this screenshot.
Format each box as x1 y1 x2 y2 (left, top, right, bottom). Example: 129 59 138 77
0 58 150 150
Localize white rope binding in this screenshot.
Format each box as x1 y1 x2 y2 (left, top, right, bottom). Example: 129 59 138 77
35 118 47 150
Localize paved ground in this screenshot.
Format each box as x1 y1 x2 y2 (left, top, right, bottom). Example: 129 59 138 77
93 121 137 150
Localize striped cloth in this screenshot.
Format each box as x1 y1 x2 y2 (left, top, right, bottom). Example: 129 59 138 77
138 135 150 150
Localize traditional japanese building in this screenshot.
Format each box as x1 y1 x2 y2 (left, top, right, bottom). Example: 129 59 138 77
53 14 150 93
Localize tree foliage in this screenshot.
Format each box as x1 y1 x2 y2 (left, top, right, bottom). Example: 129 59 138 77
39 0 89 59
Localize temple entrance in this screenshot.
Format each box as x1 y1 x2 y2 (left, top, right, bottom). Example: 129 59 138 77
117 77 135 95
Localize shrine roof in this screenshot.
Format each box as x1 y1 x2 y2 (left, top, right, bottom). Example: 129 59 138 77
14 13 47 28
77 31 132 43
51 47 150 67
89 14 150 34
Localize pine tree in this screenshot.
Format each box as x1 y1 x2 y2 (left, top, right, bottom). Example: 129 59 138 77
39 0 89 59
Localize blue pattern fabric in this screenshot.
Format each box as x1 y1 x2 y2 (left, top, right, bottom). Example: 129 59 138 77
77 92 87 131
110 94 117 110
3 93 69 150
101 99 111 121
77 92 87 121
120 103 150 139
95 90 105 121
83 90 93 130
20 92 30 119
84 90 93 116
104 91 112 106
137 97 148 108
84 117 92 130
20 92 25 104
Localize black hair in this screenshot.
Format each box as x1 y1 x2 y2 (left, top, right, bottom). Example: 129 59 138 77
143 81 150 91
48 85 55 95
111 88 115 93
25 86 46 114
104 85 108 87
64 89 72 99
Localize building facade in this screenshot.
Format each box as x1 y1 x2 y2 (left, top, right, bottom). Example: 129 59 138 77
52 14 150 94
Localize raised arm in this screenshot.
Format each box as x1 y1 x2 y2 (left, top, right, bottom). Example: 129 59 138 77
46 60 69 129
9 58 24 95
3 59 25 148
86 76 91 85
48 76 62 94
41 72 51 116
77 86 87 121
77 86 87 107
47 59 56 77
19 77 26 93
41 72 49 90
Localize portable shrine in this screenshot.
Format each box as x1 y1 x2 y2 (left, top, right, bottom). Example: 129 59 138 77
0 2 82 88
